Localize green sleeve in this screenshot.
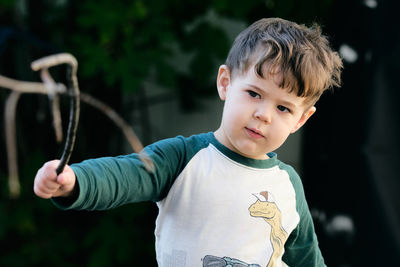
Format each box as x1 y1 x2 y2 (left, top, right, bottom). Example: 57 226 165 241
52 136 192 211
281 164 327 267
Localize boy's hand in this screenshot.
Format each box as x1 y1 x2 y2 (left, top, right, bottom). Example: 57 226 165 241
33 160 76 199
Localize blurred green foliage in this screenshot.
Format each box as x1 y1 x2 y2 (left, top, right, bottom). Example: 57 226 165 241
0 0 14 8
0 0 334 265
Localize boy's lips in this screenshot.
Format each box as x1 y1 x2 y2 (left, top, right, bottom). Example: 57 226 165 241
245 127 265 139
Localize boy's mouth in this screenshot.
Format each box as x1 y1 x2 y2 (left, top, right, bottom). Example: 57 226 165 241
245 127 265 139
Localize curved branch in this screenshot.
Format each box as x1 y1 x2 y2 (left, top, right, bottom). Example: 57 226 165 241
79 93 154 172
32 53 80 175
80 93 143 152
31 53 78 72
0 69 154 197
0 74 146 154
5 91 21 198
0 74 66 94
41 68 63 143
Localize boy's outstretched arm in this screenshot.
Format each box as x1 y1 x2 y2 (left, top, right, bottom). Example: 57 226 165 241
34 160 77 199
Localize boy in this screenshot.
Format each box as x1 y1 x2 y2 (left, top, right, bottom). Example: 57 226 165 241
34 18 342 266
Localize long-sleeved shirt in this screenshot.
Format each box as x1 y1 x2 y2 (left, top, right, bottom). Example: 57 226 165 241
52 132 326 267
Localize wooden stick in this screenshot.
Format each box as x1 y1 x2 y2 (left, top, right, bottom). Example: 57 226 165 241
31 53 80 175
0 74 66 94
31 53 78 72
0 74 147 154
0 60 154 197
5 91 21 198
41 68 63 143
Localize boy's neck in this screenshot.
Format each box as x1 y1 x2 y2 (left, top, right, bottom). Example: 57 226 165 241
213 129 270 160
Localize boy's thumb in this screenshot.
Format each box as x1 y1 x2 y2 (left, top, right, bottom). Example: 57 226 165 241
56 173 64 185
57 172 70 185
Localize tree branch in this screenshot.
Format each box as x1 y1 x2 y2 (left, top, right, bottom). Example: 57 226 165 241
0 61 154 197
5 91 21 198
41 68 63 143
0 74 148 155
0 74 66 94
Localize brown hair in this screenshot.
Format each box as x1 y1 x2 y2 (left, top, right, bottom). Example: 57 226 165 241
226 18 343 103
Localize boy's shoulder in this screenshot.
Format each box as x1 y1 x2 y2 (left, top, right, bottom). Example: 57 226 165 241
149 132 302 177
148 132 214 154
143 132 215 168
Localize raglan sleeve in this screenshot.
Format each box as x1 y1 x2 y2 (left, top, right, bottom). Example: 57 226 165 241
282 167 327 267
51 136 189 211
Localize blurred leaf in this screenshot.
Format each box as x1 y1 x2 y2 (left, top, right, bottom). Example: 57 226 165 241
0 0 15 8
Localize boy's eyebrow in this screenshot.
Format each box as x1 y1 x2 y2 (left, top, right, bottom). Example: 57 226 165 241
246 83 268 94
246 83 299 108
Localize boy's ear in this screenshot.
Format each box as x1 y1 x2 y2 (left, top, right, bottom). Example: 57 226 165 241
291 106 316 133
216 65 231 101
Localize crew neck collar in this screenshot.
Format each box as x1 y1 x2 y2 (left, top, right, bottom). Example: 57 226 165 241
206 132 279 169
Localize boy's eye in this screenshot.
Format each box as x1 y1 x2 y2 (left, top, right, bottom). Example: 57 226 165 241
277 105 290 113
247 90 260 99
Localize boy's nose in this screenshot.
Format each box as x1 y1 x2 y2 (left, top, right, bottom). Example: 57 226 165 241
255 106 272 124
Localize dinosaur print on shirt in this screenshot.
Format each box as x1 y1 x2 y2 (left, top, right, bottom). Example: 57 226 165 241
203 191 289 267
249 191 288 267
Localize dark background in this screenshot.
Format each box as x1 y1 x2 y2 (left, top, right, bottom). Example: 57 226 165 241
1 0 399 266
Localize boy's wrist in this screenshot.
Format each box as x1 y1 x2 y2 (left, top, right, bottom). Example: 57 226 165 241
66 180 79 199
53 180 80 205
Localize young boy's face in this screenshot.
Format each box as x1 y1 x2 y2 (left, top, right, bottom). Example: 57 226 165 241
214 65 316 159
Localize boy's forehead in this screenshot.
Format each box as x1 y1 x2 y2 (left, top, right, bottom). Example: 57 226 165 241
234 65 312 108
235 63 283 88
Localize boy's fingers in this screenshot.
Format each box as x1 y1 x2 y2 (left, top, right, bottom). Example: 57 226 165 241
34 191 51 199
41 160 60 181
43 178 61 190
34 160 62 198
35 176 60 191
34 182 59 199
34 160 75 199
